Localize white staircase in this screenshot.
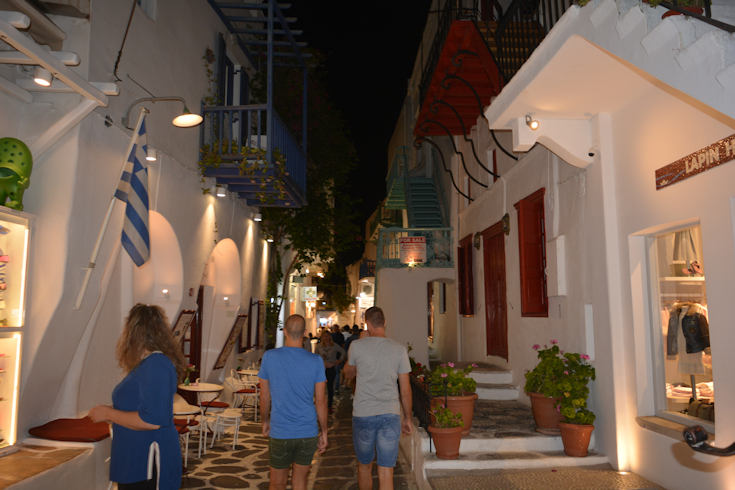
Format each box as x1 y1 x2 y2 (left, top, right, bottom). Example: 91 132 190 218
420 365 608 474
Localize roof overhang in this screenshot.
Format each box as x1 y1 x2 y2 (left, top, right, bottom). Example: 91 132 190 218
484 33 735 168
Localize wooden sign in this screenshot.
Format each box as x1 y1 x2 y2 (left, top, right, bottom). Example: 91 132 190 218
213 314 245 370
656 134 735 190
171 310 196 345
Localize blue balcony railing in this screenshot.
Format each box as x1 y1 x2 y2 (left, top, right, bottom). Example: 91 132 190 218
359 259 376 279
200 104 307 207
376 227 453 269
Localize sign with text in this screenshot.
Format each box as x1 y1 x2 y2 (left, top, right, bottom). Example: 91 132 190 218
399 236 426 264
301 286 318 302
656 134 735 190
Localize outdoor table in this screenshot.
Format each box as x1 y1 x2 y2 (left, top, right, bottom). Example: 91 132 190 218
177 383 223 456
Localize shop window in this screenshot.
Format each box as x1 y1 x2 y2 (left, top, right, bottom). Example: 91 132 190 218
648 224 713 426
515 188 547 317
458 234 474 316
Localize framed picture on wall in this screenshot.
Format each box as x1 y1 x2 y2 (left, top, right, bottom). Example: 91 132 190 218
171 310 196 345
213 314 245 370
236 313 250 353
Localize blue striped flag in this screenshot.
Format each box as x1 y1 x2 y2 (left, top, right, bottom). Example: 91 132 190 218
114 117 150 267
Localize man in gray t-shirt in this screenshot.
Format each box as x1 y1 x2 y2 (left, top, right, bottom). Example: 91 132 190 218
344 306 412 490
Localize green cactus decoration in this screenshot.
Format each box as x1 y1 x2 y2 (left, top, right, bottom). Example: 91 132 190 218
0 138 33 211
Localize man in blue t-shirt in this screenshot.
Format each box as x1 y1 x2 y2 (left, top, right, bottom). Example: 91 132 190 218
259 314 327 489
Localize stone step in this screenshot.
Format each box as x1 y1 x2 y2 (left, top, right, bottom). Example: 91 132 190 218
470 368 512 385
422 431 584 454
423 449 608 471
476 382 519 401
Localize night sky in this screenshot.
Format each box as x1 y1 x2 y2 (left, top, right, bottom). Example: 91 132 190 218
291 2 432 225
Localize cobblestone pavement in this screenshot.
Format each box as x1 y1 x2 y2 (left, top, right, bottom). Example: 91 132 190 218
181 390 418 489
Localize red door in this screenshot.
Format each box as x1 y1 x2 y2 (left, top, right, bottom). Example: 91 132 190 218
481 221 508 359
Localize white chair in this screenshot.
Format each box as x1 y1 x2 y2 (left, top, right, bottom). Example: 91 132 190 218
233 374 260 422
210 408 242 450
174 394 204 461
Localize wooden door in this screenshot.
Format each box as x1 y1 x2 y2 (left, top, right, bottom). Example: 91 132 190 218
481 221 508 359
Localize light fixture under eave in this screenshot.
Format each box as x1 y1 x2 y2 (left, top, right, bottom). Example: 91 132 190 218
525 114 540 131
253 212 262 222
266 237 274 243
146 147 157 162
33 66 52 87
122 96 203 129
216 185 226 197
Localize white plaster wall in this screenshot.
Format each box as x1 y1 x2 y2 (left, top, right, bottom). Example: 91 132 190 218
3 0 270 437
608 87 735 487
376 267 454 366
428 280 458 362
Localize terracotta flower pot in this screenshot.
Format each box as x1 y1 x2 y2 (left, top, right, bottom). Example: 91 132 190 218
559 422 594 457
528 392 563 434
428 425 463 459
432 393 477 436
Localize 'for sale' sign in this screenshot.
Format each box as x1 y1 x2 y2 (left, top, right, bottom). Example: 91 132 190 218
399 236 426 265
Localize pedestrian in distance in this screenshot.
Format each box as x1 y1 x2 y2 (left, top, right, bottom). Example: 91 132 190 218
316 330 345 413
343 306 413 490
89 303 186 490
258 314 328 490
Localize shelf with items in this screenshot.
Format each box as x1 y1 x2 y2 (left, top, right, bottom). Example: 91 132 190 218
0 209 30 329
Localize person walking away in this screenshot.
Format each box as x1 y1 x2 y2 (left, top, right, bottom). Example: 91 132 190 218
89 304 186 490
259 314 328 490
316 330 345 413
343 306 412 490
331 325 346 392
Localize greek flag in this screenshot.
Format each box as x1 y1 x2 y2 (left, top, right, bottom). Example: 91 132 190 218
114 117 150 267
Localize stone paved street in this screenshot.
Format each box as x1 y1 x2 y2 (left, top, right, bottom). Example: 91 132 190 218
180 390 418 489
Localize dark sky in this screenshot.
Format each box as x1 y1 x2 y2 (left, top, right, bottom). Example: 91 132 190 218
290 2 432 224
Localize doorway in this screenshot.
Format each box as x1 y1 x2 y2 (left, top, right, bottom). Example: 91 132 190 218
427 279 458 362
481 220 508 359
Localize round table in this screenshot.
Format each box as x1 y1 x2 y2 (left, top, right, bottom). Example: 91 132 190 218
177 383 224 457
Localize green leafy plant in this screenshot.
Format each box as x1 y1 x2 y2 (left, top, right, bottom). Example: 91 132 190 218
524 341 596 425
431 406 463 429
429 362 477 397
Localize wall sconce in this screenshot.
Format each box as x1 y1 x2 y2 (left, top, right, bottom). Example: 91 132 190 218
215 185 226 197
33 66 52 87
223 296 230 306
502 213 511 235
161 288 170 299
525 113 539 131
253 212 262 222
146 147 157 162
122 96 203 129
473 233 482 249
266 237 274 243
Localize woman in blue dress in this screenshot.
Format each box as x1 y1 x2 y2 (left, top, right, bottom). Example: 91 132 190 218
90 304 186 489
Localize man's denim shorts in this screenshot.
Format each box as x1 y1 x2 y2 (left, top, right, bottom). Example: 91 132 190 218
352 414 401 467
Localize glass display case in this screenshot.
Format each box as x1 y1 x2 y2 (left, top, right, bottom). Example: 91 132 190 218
649 224 713 425
0 209 29 456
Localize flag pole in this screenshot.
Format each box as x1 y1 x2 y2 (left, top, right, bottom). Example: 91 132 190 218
74 108 147 310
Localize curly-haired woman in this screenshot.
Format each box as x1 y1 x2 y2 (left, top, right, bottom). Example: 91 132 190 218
90 304 186 490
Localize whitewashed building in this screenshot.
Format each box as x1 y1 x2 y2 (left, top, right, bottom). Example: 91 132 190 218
369 1 735 488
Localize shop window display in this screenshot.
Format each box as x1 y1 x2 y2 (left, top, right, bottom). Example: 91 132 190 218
650 224 713 424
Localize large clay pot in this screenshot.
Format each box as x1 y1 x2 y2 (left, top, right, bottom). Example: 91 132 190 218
559 422 594 457
432 393 478 436
428 425 463 459
661 6 703 19
528 392 563 434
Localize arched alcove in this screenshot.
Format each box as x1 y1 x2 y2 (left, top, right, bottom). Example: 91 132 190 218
200 238 242 381
133 211 183 322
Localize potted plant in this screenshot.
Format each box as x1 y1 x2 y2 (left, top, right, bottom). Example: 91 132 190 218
428 406 464 459
429 362 478 435
557 351 596 457
524 340 565 433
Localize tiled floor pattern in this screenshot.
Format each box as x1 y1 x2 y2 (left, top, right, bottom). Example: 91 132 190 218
181 391 418 489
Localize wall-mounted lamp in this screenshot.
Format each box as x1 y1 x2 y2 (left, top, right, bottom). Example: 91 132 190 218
253 212 262 222
473 233 482 249
215 185 226 197
223 296 230 306
33 66 52 87
146 147 157 162
161 288 170 299
122 96 203 130
525 114 539 131
266 237 274 243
